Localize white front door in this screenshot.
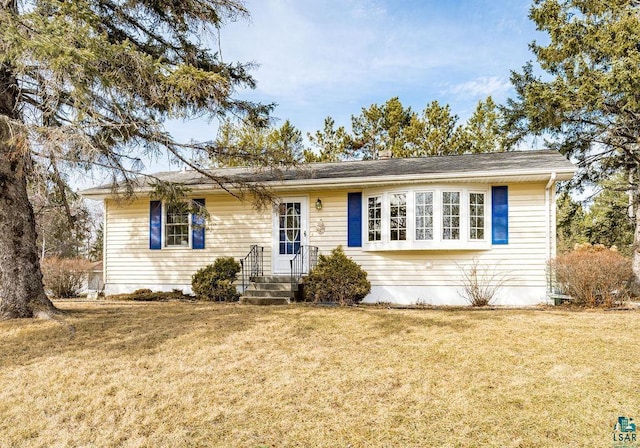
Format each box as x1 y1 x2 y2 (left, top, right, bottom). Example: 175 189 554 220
272 197 308 274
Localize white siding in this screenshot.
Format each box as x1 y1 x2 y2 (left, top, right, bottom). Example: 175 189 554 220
104 194 272 293
104 182 554 305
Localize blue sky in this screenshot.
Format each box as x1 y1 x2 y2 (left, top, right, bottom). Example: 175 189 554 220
99 0 546 181
168 0 544 146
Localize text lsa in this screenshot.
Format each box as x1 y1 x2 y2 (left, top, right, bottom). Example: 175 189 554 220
613 432 637 442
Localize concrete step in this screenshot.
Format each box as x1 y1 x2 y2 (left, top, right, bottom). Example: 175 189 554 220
240 296 289 306
242 288 293 298
240 275 296 305
251 276 291 284
249 282 292 291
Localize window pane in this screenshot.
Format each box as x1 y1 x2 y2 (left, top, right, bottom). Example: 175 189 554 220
279 202 301 254
443 191 460 240
389 193 406 241
469 193 485 241
368 196 382 242
166 203 190 247
415 191 433 241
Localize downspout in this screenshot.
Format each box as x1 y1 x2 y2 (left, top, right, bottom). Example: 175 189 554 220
102 199 107 295
545 172 557 295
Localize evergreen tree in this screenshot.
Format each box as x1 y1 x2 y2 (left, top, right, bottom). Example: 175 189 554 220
464 97 503 153
556 191 588 254
350 97 414 159
304 117 350 162
0 0 272 318
502 0 640 277
403 100 468 157
212 119 303 167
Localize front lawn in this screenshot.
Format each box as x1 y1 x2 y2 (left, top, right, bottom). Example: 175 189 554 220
1 301 637 447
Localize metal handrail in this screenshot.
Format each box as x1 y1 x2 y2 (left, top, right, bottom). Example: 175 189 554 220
290 245 318 291
240 245 264 292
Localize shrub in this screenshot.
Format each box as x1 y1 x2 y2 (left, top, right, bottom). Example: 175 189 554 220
457 259 508 307
132 288 153 295
550 243 633 307
41 257 93 298
191 257 241 302
128 289 191 302
303 246 371 305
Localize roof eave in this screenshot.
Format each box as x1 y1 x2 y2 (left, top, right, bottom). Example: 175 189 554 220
80 167 575 199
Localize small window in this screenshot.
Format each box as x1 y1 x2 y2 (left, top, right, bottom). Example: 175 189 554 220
442 191 460 240
469 193 485 240
279 202 301 255
165 202 190 247
390 193 406 241
415 192 434 240
368 196 382 242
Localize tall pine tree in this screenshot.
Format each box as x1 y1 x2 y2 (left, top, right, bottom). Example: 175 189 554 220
503 0 640 278
0 0 271 318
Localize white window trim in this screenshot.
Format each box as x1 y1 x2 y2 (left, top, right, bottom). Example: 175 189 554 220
162 201 192 249
363 185 491 251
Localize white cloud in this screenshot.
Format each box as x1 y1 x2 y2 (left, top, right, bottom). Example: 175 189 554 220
446 76 513 99
211 0 537 131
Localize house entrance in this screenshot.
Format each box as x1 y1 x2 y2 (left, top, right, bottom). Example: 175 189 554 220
272 197 308 274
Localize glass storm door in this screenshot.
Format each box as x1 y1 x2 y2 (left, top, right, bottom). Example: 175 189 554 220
272 198 308 274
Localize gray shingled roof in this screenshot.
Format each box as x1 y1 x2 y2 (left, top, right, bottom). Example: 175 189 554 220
81 150 575 197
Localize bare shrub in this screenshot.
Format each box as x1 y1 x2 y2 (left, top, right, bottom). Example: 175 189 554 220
41 257 93 298
550 243 633 307
458 259 508 307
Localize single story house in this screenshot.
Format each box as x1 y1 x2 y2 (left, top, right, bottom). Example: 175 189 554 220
81 150 575 306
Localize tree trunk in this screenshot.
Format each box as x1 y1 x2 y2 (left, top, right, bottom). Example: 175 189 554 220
0 63 56 319
634 179 640 287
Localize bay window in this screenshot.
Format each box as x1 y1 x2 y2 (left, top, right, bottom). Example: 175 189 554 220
364 186 490 250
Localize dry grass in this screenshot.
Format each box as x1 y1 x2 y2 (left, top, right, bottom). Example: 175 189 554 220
1 301 638 447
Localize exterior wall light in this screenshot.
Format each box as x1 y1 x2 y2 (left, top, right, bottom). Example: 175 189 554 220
315 198 322 210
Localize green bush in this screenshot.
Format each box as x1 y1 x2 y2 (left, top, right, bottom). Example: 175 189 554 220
303 246 370 305
191 257 241 302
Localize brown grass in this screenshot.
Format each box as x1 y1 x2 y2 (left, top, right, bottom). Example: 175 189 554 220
1 301 638 447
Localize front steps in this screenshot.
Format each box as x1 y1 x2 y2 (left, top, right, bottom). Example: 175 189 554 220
240 276 294 305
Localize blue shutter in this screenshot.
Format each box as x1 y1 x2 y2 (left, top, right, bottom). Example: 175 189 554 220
149 201 162 250
192 198 205 250
492 186 508 245
347 192 362 247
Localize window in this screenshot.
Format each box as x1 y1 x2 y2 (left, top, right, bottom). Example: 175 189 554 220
368 196 382 242
165 202 190 247
415 192 433 240
390 193 406 241
360 186 492 251
469 193 485 240
442 192 460 240
149 199 206 250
